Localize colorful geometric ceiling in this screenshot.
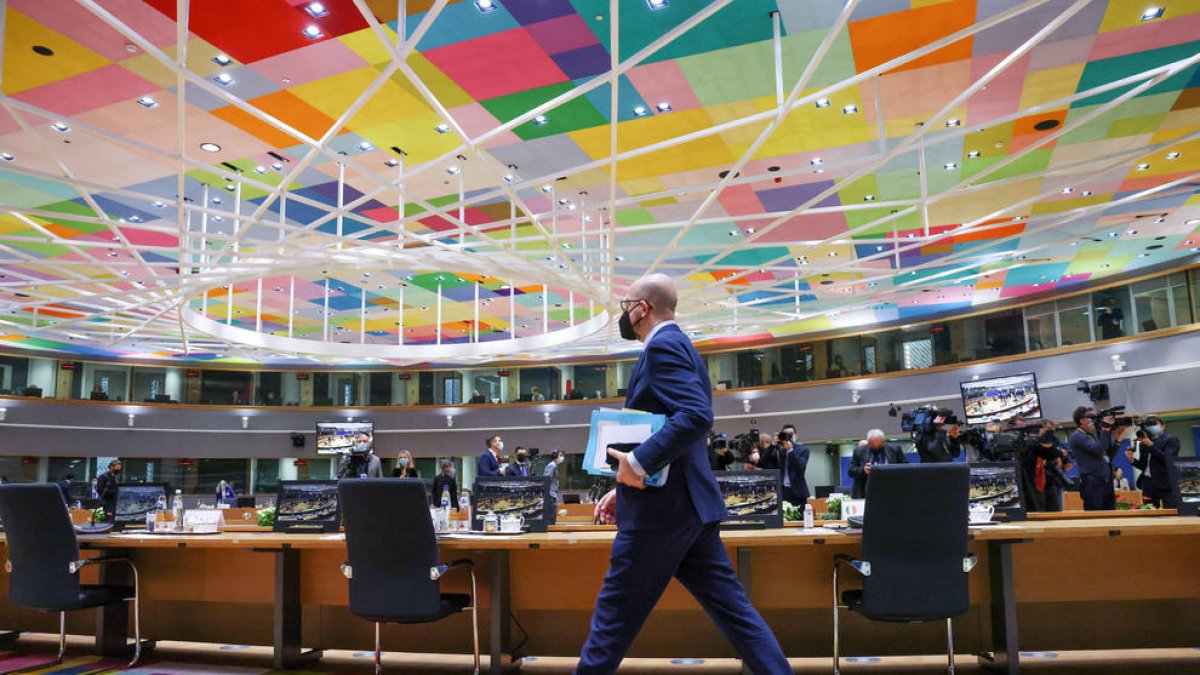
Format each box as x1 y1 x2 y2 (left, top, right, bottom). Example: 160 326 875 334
0 0 1198 366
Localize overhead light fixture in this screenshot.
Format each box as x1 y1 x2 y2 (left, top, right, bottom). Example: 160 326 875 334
944 162 957 170
51 122 69 132
434 123 450 133
127 413 136 427
136 96 158 109
271 162 283 170
842 104 858 114
1140 6 1164 21
647 0 668 9
655 101 672 112
945 118 961 127
1061 187 1074 194
1081 190 1093 196
1165 151 1181 159
815 97 830 109
152 200 164 208
357 141 374 151
863 194 875 202
305 2 329 17
810 157 823 166
446 165 460 174
302 25 324 39
211 196 222 204
827 251 837 257
214 72 234 85
199 142 221 152
212 54 232 66
384 158 399 167
632 105 648 117
1136 163 1150 171
1111 354 1128 372
541 184 553 193
212 215 224 222
474 0 498 12
0 152 12 162
532 114 548 125
967 150 980 159
225 182 236 191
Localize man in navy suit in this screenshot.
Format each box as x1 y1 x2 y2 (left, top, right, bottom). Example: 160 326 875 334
476 435 502 479
1068 406 1127 510
577 274 790 675
1125 415 1181 508
759 431 810 505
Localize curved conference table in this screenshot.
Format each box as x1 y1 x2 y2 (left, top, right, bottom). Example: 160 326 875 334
1 515 1198 675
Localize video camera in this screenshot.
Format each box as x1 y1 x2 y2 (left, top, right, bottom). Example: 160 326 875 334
1088 405 1138 429
729 426 760 463
900 404 959 439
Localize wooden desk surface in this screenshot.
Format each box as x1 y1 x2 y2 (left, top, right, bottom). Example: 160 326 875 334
4 515 1189 552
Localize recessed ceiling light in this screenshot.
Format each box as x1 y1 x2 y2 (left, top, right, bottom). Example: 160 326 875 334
357 141 374 151
212 215 224 222
614 255 625 262
967 150 980 159
1138 253 1150 258
433 123 451 134
815 97 830 109
728 229 739 237
1165 151 1180 159
1141 6 1164 21
810 157 823 166
633 106 648 117
1127 229 1139 235
647 0 668 9
127 215 143 223
656 101 672 112
212 54 231 66
214 72 234 86
842 104 858 114
474 0 498 12
1081 190 1093 196
446 166 460 175
945 118 961 128
211 196 222 204
1136 163 1150 171
305 2 329 17
541 184 553 193
827 251 837 257
1187 219 1200 226
302 25 323 39
271 162 283 170
385 158 399 167
0 152 12 162
51 122 69 132
108 251 118 257
944 162 957 170
225 183 236 191
199 142 221 152
532 114 548 125
1061 187 1073 194
136 96 158 109
746 227 756 234
152 200 164 208
863 194 875 201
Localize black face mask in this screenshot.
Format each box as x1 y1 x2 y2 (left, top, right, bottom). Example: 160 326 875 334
618 309 638 340
111 469 121 475
516 454 527 463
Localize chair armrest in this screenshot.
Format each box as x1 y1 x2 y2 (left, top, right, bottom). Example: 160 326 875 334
68 556 134 575
833 554 871 576
430 558 474 581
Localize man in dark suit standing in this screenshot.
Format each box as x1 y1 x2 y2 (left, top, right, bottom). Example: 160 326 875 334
760 432 810 505
578 274 789 675
1069 406 1127 510
1126 415 1181 508
848 429 908 499
476 435 502 478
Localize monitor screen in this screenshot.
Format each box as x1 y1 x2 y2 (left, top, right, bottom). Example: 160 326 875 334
315 420 373 455
1177 458 1200 516
113 483 168 527
969 462 1026 522
714 470 783 528
960 372 1042 426
274 480 340 533
471 476 553 533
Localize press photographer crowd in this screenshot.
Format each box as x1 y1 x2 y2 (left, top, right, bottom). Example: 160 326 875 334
704 403 1183 514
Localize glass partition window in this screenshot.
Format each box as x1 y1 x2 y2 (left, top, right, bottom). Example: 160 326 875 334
519 367 560 401
573 365 608 399
132 367 169 403
0 355 30 395
827 337 860 377
200 370 252 405
735 351 765 388
1092 288 1131 340
1131 273 1188 333
255 459 280 494
1057 296 1092 346
1024 301 1057 351
367 372 392 406
257 372 283 405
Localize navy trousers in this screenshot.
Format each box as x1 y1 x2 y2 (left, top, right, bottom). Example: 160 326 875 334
1080 474 1114 510
575 518 791 675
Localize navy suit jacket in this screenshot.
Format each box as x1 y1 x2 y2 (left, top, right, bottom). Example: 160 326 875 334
619 323 726 531
1132 433 1180 497
760 445 810 504
1068 428 1115 479
476 450 501 477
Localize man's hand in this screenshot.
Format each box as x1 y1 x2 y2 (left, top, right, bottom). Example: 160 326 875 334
594 488 617 525
863 462 871 475
607 447 646 489
1138 435 1153 447
1125 449 1135 462
949 424 960 439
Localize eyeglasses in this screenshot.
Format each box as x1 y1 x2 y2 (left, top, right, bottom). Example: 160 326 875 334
620 298 651 313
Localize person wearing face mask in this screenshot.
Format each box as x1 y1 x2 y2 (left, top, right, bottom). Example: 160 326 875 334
581 273 790 675
746 433 773 470
504 446 530 477
1069 406 1128 510
477 435 503 478
848 430 908 499
94 459 123 519
544 450 565 504
430 460 459 510
392 450 420 479
336 433 382 479
1126 415 1181 509
763 431 809 505
913 407 961 463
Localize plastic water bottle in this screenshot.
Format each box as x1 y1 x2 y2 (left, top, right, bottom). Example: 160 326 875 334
803 503 814 529
458 491 471 532
441 486 451 510
172 489 184 532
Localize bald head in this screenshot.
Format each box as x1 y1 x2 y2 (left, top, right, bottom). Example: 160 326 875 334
622 273 678 341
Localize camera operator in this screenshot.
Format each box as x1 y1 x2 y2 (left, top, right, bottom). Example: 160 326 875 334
743 432 773 470
336 432 383 478
761 430 809 505
848 429 907 498
708 433 735 472
1026 422 1071 512
1069 406 1128 510
1125 415 1181 509
913 407 962 463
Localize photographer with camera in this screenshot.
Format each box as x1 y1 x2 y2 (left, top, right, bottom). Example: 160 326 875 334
1125 415 1181 509
913 407 962 463
848 429 908 498
739 432 771 470
1069 406 1128 510
708 433 735 472
760 430 809 505
336 432 383 478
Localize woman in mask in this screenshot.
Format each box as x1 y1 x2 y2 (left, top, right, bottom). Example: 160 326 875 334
544 450 566 504
430 459 459 510
392 450 419 479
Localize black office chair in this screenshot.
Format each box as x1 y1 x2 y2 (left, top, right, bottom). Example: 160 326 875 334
338 479 479 675
0 484 142 666
832 464 975 674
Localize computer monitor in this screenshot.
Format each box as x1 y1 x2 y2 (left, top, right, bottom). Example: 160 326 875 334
315 420 373 455
960 372 1042 426
471 476 553 533
236 496 257 508
273 480 340 533
713 470 783 528
113 483 168 531
1177 458 1200 517
153 394 173 403
969 462 1026 522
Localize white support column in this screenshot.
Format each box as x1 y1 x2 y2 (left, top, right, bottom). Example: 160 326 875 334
201 184 209 317
473 281 479 343
396 154 405 247
509 280 516 339
436 282 443 345
542 284 549 333
457 156 465 248
287 275 295 338
398 283 404 345
322 276 330 341
360 284 367 344
771 10 784 107
255 278 263 332
336 162 345 250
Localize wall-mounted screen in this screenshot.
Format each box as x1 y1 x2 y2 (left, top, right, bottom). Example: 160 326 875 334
1177 458 1200 517
316 420 373 455
960 372 1042 426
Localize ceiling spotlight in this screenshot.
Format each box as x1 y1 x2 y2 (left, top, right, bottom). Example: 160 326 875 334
0 152 12 162
655 101 672 112
225 182 236 191
827 251 837 257
252 165 266 174
271 162 283 170
1165 151 1181 159
305 2 329 17
212 54 232 66
944 162 957 170
541 184 553 193
446 165 460 174
212 215 224 222
214 72 234 85
810 157 823 166
51 122 70 132
474 0 498 12
211 196 222 204
199 142 221 152
502 173 514 183
1187 219 1200 226
357 141 374 151
945 118 961 127
614 255 625 262
842 104 858 114
1082 190 1093 196
434 123 451 134
967 150 981 158
152 200 164 208
1135 163 1150 171
136 96 158 109
302 25 324 39
1140 6 1164 21
863 194 875 202
1061 187 1073 194
633 105 648 117
647 0 668 8
815 97 830 109
532 114 548 125
385 158 399 167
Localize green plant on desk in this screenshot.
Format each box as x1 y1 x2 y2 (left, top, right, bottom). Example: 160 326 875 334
257 506 276 527
821 495 845 521
782 501 803 522
90 507 106 522
1116 501 1133 510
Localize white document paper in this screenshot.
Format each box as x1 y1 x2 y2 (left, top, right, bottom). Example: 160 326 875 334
591 420 655 472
